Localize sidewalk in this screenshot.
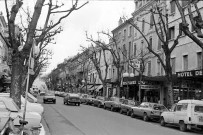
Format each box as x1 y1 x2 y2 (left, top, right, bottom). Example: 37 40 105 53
41 115 51 135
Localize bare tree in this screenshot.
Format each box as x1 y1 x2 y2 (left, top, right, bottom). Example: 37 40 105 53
174 0 203 49
126 1 181 107
4 0 88 107
85 33 110 97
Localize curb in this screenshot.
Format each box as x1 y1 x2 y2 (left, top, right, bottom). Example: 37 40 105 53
41 115 51 135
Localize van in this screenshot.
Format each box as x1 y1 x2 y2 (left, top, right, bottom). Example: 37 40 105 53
160 100 203 132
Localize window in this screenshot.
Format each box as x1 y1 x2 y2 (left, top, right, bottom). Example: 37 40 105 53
194 105 203 113
170 0 176 14
179 23 185 36
171 57 176 74
169 26 175 40
150 14 153 29
129 26 132 37
176 104 188 111
129 42 131 58
182 0 188 7
123 29 126 40
157 60 161 76
123 44 126 61
183 55 188 71
197 52 202 69
149 37 152 50
191 16 198 32
134 43 136 56
148 61 151 76
142 19 145 32
134 23 137 37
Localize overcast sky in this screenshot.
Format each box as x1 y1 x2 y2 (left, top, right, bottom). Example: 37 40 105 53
1 0 135 75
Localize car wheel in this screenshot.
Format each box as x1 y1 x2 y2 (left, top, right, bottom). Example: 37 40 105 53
179 121 187 132
160 117 165 126
110 106 114 112
143 113 149 121
131 111 135 118
104 104 106 109
120 109 123 114
127 110 131 116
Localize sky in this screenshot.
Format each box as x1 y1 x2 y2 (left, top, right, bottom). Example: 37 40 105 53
0 0 135 75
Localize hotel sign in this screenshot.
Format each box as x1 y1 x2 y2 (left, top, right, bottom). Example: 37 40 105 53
176 70 203 78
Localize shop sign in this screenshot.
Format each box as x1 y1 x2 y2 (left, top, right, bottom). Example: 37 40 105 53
123 81 137 85
140 85 160 89
176 70 203 78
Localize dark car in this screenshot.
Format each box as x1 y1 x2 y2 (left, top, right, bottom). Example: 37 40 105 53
93 96 106 108
43 93 56 104
86 96 96 105
120 99 140 116
103 97 124 111
64 93 81 106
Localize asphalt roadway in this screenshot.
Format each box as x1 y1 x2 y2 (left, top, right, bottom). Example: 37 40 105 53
39 96 203 135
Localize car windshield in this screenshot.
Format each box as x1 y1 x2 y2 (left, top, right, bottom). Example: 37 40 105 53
153 104 167 111
128 100 135 106
194 105 203 113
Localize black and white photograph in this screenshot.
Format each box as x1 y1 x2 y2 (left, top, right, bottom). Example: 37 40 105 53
0 0 203 135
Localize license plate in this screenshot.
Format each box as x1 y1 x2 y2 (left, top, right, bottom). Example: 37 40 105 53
199 116 203 122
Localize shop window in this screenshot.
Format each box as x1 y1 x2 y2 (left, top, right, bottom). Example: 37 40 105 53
183 55 188 71
197 52 202 69
194 105 203 113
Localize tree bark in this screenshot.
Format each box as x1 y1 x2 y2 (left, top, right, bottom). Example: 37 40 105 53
10 52 23 108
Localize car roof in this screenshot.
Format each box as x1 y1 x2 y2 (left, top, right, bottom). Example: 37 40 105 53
68 93 79 97
178 100 203 104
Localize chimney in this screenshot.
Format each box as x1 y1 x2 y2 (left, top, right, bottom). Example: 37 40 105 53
118 17 123 26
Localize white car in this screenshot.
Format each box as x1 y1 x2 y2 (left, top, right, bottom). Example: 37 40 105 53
0 93 44 116
0 97 45 135
160 100 203 131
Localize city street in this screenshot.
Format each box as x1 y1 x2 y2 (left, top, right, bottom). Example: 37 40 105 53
40 96 203 135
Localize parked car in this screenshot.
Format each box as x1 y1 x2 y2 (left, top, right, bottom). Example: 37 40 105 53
64 93 81 106
93 96 106 108
80 94 89 104
0 93 44 116
86 95 96 105
160 100 203 132
0 97 45 134
120 99 140 116
130 102 168 121
103 97 124 111
43 93 56 104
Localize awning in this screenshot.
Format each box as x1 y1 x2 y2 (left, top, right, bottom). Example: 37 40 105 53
95 85 103 92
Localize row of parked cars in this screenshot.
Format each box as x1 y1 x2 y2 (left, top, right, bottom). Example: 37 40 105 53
79 94 203 132
0 92 45 135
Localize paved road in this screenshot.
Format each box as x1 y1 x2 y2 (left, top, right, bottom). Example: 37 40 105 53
40 96 203 135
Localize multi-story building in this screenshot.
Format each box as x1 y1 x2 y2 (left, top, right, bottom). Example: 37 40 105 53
167 0 203 101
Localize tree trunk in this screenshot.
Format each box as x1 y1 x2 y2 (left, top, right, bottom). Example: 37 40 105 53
102 83 107 97
10 53 23 108
166 81 174 108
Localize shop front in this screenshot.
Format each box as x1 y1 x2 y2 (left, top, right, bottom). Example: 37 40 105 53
122 76 163 103
174 69 203 102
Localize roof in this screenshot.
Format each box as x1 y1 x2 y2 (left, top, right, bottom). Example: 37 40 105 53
178 100 203 104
